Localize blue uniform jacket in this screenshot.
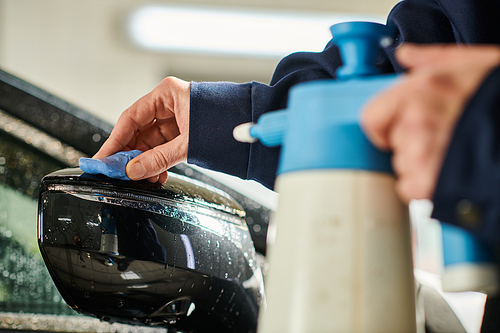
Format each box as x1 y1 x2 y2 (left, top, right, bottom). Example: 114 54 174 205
188 0 500 243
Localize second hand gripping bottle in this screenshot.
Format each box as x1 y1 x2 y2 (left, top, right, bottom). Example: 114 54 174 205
234 22 416 332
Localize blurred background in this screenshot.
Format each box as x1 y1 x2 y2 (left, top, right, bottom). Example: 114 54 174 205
0 0 397 124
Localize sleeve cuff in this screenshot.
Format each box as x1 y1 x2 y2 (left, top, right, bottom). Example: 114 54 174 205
188 81 253 180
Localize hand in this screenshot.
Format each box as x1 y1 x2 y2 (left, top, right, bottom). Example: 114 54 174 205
361 44 500 204
94 77 190 183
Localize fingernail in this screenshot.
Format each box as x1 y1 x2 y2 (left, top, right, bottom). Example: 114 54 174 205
127 161 146 180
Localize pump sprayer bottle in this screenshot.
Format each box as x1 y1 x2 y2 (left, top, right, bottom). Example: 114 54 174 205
234 21 416 332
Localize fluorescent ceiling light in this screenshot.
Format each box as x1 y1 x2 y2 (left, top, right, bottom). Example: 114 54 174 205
127 5 385 58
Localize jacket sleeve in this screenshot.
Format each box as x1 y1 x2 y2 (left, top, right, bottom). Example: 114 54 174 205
187 0 494 190
188 37 400 190
188 43 343 190
432 66 500 244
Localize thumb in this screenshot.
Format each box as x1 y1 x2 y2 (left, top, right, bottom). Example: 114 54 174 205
126 133 188 180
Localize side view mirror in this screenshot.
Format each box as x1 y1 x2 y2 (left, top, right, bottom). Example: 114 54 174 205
38 168 264 333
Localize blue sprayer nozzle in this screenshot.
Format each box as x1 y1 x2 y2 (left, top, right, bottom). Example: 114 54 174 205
232 110 288 147
235 22 397 175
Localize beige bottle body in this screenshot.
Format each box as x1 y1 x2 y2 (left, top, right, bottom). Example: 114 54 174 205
258 170 416 333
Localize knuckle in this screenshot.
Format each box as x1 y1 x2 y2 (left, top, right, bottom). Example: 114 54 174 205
160 76 179 88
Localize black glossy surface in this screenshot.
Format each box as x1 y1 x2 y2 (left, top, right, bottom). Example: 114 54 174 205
171 164 270 255
38 170 263 332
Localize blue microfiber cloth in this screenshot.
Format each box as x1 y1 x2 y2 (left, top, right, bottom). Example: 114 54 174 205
79 150 143 180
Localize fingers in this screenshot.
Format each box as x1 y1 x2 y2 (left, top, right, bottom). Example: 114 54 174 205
158 172 169 184
362 70 453 204
126 132 188 181
94 95 156 159
395 171 436 204
363 44 500 204
361 82 404 150
156 117 182 142
133 118 180 152
145 172 169 184
389 106 445 203
396 44 453 69
92 77 190 184
396 43 500 71
94 77 190 160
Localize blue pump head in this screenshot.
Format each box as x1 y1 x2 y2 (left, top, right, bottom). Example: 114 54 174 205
331 21 393 79
236 21 398 175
